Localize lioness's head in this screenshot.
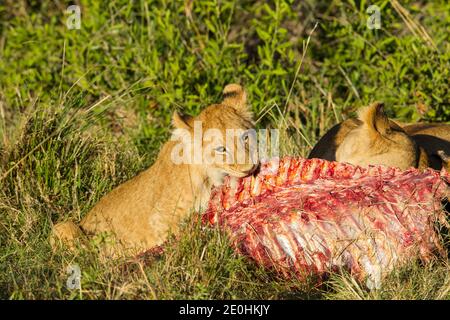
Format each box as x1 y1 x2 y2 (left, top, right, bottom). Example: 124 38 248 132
335 102 423 170
171 84 258 185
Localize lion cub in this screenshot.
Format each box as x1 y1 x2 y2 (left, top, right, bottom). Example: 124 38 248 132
52 84 258 255
309 102 429 170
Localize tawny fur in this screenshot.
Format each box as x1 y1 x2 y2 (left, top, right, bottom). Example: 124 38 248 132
308 118 361 161
309 103 450 171
403 123 450 170
51 84 258 256
311 102 430 170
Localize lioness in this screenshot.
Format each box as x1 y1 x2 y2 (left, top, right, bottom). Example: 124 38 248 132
402 123 450 169
52 84 258 255
308 102 429 170
309 102 450 170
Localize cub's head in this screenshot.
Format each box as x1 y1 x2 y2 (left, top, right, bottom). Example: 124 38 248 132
171 84 258 185
335 102 423 170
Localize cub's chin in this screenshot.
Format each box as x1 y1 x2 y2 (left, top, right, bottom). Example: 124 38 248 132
224 165 259 178
208 165 258 188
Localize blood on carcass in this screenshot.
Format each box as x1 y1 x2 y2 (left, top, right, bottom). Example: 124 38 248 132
203 157 449 289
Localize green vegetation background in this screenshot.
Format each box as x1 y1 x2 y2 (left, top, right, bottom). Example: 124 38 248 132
0 0 449 299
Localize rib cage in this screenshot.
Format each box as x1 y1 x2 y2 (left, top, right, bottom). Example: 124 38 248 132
204 157 449 288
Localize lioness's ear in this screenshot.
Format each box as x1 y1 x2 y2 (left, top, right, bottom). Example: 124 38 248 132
222 83 253 122
358 102 390 137
172 111 192 131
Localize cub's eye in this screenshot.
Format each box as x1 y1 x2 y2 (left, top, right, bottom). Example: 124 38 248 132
241 131 252 144
214 146 227 154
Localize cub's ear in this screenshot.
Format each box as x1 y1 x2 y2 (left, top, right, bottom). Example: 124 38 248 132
358 102 390 137
222 83 253 122
172 111 192 131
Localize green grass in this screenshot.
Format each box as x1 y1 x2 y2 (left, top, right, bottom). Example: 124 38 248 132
1 0 450 299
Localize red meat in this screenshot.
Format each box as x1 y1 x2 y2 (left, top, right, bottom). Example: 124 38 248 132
203 157 449 289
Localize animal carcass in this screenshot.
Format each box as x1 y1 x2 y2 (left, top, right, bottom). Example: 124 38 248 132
203 157 449 288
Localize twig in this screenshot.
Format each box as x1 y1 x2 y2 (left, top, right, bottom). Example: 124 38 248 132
283 22 318 116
